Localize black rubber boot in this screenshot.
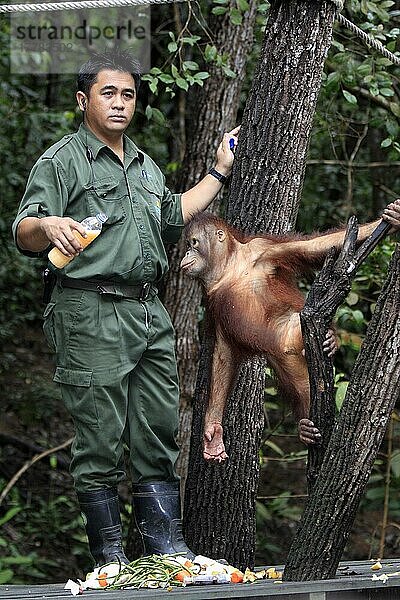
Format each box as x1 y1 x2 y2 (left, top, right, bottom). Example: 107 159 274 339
132 481 195 559
77 488 130 567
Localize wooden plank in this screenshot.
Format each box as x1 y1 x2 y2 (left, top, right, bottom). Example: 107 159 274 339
0 559 399 600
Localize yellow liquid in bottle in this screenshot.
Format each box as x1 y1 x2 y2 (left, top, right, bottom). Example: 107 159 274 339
48 229 100 269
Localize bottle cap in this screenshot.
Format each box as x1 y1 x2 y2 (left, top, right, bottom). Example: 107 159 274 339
96 213 108 223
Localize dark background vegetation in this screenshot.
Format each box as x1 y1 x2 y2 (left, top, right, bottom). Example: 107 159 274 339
1 0 400 584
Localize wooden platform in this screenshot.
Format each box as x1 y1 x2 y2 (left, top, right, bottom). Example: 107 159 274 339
1 559 400 600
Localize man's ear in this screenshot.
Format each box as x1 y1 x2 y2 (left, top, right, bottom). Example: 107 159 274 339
76 91 87 112
216 229 226 242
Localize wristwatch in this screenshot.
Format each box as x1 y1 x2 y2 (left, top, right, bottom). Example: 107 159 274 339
208 167 228 185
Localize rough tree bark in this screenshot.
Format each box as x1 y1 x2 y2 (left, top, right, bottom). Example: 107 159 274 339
184 0 338 570
304 220 391 492
284 243 400 580
126 1 257 560
163 0 258 491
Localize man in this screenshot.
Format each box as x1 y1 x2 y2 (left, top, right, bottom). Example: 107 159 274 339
13 49 239 567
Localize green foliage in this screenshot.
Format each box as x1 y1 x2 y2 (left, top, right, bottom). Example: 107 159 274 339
0 0 399 578
0 483 91 584
0 22 77 348
301 0 400 232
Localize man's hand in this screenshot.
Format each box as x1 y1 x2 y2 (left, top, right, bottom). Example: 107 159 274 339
39 216 87 257
215 125 240 177
382 198 400 232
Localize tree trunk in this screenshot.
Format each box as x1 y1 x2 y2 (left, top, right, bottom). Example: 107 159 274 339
164 0 258 491
284 245 400 580
127 2 257 561
184 0 338 570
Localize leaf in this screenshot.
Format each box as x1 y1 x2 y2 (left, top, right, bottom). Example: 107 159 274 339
376 57 394 66
212 6 228 14
342 90 357 105
171 64 179 79
230 7 243 24
335 380 349 411
149 81 158 94
264 439 284 456
385 119 399 137
381 137 392 148
175 77 189 91
346 291 359 306
379 87 394 97
159 74 174 84
223 65 237 78
2 556 33 565
151 108 165 125
390 102 400 118
194 71 210 80
145 105 152 120
356 62 372 77
167 41 178 53
325 71 341 91
0 570 13 584
205 44 218 62
237 0 250 11
0 506 21 526
182 35 201 46
390 450 400 478
331 39 345 52
182 61 199 71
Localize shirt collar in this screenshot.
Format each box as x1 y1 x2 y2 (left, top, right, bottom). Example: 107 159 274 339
77 123 144 165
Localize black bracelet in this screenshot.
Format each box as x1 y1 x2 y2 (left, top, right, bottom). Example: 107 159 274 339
208 167 228 185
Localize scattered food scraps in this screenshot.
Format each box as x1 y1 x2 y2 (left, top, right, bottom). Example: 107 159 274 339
64 554 282 594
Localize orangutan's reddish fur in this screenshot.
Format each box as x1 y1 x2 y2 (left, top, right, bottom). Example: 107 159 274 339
181 212 380 462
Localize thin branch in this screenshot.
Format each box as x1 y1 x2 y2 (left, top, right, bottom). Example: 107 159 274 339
307 160 400 168
0 437 73 507
0 433 70 469
379 416 393 559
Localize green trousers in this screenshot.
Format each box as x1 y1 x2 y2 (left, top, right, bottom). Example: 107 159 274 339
43 285 180 492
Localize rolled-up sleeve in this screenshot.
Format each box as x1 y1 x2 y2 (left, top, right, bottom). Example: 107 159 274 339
161 187 184 244
12 158 69 257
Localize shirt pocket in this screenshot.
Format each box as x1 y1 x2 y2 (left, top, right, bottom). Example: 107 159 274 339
84 177 127 226
139 179 162 224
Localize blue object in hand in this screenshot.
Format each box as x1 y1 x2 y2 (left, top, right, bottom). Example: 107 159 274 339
229 138 235 151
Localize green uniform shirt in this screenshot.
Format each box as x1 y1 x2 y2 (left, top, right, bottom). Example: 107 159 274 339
12 124 184 284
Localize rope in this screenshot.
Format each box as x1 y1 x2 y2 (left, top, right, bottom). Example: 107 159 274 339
0 0 399 67
0 0 185 12
337 13 400 65
330 0 400 66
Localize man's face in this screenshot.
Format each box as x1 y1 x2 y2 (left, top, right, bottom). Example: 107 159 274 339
81 69 136 139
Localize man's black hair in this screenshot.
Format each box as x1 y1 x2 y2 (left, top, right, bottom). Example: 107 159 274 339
77 49 141 97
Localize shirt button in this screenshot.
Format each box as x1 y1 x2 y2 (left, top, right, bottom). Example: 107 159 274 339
139 224 144 230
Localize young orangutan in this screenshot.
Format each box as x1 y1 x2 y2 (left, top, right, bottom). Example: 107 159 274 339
180 202 400 463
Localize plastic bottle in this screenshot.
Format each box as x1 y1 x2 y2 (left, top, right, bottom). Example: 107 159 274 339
48 212 108 269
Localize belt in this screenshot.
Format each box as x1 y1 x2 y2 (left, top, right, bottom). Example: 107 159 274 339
59 277 156 301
